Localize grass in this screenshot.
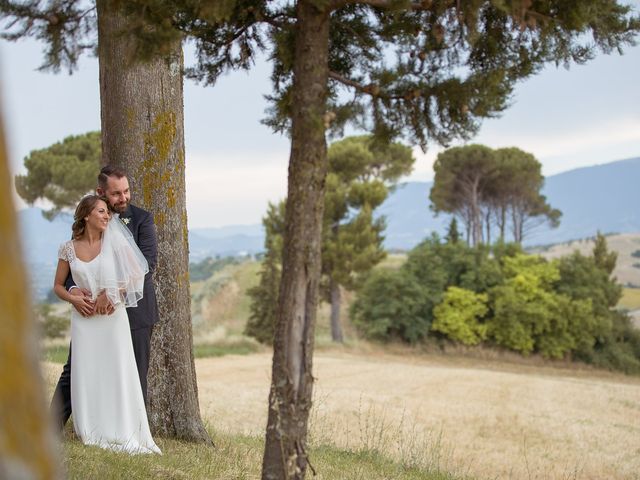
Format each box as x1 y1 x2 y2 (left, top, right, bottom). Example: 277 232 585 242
619 287 640 310
61 429 464 480
42 342 261 364
193 340 261 358
42 344 70 364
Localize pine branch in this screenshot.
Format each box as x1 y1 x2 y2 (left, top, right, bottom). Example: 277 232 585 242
330 0 438 11
328 71 405 100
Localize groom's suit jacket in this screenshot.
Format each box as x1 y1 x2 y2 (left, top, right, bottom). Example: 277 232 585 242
120 204 160 330
66 203 160 330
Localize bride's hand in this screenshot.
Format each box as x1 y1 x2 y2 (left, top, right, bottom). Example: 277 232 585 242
69 289 95 317
95 291 115 315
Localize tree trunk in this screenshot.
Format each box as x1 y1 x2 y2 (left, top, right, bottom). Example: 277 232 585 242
329 279 344 343
0 111 61 479
97 1 211 443
499 205 506 242
485 210 491 245
262 2 330 478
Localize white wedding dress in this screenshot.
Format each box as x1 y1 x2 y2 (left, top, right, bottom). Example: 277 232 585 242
58 240 161 455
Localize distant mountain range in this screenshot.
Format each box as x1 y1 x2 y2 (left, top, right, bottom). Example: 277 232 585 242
16 156 640 299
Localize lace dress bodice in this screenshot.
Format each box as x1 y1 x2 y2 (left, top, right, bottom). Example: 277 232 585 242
58 240 102 299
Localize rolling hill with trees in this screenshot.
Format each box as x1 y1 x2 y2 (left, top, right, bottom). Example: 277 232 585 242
16 155 640 299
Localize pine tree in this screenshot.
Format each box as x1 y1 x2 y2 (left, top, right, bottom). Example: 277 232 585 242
15 131 100 219
446 217 460 244
245 202 285 344
593 231 618 276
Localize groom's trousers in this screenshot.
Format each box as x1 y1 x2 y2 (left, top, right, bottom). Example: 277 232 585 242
50 325 153 431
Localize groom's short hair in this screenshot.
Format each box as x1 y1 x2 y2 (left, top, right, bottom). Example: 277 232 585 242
98 165 128 189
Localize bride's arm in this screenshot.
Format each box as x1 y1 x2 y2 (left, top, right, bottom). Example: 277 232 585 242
53 259 94 317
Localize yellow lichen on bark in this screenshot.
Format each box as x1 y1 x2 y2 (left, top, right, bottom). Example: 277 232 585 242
0 115 59 477
182 213 188 247
155 211 166 228
139 111 177 207
166 186 176 208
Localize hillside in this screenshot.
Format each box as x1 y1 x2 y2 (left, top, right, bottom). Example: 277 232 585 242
533 232 640 288
16 156 640 299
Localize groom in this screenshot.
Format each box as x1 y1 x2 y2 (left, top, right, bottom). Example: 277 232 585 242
51 165 160 430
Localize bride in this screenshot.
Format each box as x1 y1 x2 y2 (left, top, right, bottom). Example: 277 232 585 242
53 194 160 454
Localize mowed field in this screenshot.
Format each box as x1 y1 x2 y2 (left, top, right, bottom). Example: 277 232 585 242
197 353 640 480
196 352 640 480
41 348 639 480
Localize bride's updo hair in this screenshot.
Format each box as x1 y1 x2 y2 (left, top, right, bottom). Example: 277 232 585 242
72 195 109 239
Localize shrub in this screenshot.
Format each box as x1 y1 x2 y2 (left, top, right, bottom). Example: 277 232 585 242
432 287 488 345
351 268 432 343
488 254 596 359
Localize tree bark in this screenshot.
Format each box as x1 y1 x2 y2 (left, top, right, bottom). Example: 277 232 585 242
484 210 491 245
0 109 61 479
329 279 344 343
261 2 330 478
97 1 211 443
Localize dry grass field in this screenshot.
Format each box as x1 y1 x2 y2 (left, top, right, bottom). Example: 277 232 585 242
41 351 640 479
42 347 639 480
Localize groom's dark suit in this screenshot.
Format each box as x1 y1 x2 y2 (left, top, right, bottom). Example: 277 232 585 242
51 204 160 430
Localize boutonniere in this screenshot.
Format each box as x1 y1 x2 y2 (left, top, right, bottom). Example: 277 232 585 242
121 217 131 225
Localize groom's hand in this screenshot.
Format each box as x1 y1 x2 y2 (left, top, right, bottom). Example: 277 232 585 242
69 288 94 317
95 291 115 315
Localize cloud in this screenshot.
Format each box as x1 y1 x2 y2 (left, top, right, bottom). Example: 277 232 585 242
185 151 289 227
407 116 640 182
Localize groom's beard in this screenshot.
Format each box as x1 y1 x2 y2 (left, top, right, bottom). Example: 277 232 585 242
110 200 129 214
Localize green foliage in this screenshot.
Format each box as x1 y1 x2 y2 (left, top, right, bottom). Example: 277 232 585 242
322 136 414 293
405 234 504 297
14 131 101 219
631 249 640 259
430 145 561 245
445 218 459 244
488 254 597 358
587 312 640 375
92 0 640 148
35 303 69 339
0 1 97 72
245 202 284 345
189 256 240 282
592 232 617 275
432 287 488 346
247 136 414 343
351 268 431 344
350 230 639 371
430 145 495 246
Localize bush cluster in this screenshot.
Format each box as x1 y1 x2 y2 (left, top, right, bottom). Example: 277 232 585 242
351 234 640 374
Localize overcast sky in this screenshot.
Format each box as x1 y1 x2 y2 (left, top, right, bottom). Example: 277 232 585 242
2 16 639 228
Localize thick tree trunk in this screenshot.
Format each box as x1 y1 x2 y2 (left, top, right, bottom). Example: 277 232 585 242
329 279 344 343
97 1 211 443
262 2 330 479
0 112 61 478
